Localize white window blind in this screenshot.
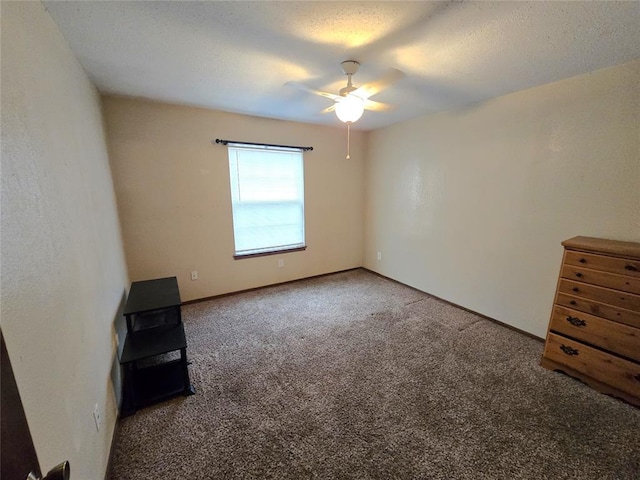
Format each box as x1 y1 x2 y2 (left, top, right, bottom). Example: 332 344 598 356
228 144 305 256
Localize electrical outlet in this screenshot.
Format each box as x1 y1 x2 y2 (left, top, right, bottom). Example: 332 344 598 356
377 252 382 261
277 259 284 268
191 271 198 281
93 403 102 432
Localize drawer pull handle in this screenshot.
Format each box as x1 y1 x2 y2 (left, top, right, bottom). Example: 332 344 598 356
575 272 583 278
560 345 579 356
572 287 580 292
566 316 586 327
569 300 577 306
625 265 638 272
579 258 586 263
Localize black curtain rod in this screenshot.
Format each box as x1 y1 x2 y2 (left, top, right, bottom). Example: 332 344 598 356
214 138 313 151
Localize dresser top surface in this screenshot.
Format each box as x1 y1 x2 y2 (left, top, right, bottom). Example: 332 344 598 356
562 236 640 259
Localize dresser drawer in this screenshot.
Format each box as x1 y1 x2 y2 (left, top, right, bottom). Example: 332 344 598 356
564 251 640 278
549 306 640 362
556 293 640 329
561 264 640 295
544 333 640 398
558 279 640 311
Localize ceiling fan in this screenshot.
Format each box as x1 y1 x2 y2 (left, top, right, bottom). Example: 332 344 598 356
287 60 405 125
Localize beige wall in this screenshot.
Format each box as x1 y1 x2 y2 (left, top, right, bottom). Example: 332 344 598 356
103 96 365 301
3 2 636 474
1 2 129 478
364 61 640 338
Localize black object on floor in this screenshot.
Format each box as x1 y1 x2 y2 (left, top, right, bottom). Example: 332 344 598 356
119 277 194 417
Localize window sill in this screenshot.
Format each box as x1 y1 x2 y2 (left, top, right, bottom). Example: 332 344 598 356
233 246 307 260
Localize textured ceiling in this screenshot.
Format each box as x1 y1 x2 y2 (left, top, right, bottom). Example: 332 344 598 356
44 1 640 131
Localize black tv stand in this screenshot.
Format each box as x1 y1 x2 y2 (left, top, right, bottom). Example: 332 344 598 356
119 277 194 417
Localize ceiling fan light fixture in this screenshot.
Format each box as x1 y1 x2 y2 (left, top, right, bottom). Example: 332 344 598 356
335 94 364 123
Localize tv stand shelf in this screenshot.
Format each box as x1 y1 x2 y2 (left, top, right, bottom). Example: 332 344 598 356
132 358 189 406
120 277 194 416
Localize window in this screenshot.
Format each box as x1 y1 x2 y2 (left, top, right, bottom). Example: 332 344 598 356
227 144 305 257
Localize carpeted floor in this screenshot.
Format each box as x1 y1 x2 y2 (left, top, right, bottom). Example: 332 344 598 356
109 269 640 479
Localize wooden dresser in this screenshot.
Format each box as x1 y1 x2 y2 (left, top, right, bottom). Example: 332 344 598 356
541 236 640 406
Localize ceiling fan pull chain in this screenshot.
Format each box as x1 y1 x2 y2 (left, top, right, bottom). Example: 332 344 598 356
346 123 351 160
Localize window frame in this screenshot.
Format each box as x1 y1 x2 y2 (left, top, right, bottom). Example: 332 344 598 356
226 143 307 259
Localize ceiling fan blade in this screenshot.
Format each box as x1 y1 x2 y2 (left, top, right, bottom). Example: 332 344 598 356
321 104 337 114
352 68 405 100
285 81 339 100
364 99 393 112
